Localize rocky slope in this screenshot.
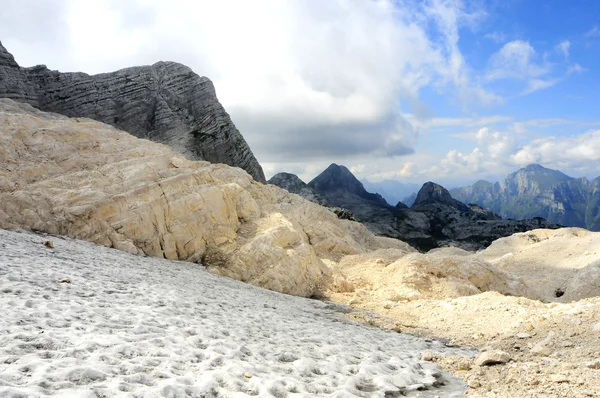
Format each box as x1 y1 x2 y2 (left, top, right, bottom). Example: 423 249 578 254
0 41 265 182
271 164 559 251
451 164 600 231
0 99 404 297
3 100 600 397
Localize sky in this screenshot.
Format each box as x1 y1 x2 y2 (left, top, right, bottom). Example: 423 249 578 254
1 0 599 188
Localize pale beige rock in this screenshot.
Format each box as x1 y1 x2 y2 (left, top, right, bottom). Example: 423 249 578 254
474 350 511 366
333 246 536 300
0 99 406 297
478 228 600 301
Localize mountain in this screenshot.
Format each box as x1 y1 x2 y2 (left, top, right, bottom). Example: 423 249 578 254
308 164 389 207
361 179 420 207
0 41 265 182
450 164 600 230
270 164 560 252
267 172 326 205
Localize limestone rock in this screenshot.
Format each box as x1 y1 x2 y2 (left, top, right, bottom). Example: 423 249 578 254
474 350 511 366
563 259 600 301
0 99 404 297
332 246 536 300
0 41 265 183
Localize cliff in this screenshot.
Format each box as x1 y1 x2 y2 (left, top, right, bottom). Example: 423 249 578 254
0 41 265 182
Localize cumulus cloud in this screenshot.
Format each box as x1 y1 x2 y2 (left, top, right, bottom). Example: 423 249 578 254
1 0 497 166
511 130 600 169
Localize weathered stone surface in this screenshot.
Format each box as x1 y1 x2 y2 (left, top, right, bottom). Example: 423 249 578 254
474 350 511 366
0 99 402 297
0 41 265 183
563 259 600 301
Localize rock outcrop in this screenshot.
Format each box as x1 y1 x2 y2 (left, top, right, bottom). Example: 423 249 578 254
267 172 326 205
0 41 265 183
451 164 600 231
0 99 402 297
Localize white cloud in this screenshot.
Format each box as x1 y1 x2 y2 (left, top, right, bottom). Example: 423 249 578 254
511 130 600 169
486 40 548 81
567 63 586 74
556 40 570 60
585 25 600 38
484 31 507 43
45 0 497 163
520 78 559 95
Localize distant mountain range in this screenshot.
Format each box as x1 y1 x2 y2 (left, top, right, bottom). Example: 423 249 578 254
450 164 600 231
268 164 558 251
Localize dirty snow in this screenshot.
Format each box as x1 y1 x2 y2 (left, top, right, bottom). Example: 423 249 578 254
0 229 472 397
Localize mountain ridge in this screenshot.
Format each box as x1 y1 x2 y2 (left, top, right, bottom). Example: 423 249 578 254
451 164 600 230
270 165 559 251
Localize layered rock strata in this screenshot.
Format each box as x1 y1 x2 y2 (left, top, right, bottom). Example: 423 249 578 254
0 41 265 182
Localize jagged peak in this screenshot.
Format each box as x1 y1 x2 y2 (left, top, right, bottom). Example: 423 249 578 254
412 181 468 211
267 172 307 186
308 163 388 206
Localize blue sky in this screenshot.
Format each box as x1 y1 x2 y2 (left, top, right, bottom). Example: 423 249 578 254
1 0 599 187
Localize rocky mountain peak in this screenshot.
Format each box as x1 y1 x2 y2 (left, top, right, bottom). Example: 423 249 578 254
309 164 369 196
412 182 463 208
267 172 326 205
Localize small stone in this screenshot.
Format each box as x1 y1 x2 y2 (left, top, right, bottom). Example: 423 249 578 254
582 390 594 396
585 359 600 369
523 322 535 331
593 322 600 332
244 372 252 379
549 374 569 383
58 278 71 284
43 240 54 248
467 378 481 389
530 345 552 356
474 350 511 366
421 350 435 361
348 297 360 305
516 332 532 339
383 301 394 309
457 358 472 371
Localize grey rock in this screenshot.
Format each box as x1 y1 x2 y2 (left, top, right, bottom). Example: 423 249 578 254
474 350 511 366
268 172 326 205
0 41 265 183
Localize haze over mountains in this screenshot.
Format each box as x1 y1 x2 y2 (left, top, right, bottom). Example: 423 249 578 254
450 164 600 231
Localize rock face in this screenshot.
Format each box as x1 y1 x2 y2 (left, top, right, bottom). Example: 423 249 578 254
300 164 559 252
451 164 600 231
267 172 325 205
0 41 265 183
0 99 403 297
